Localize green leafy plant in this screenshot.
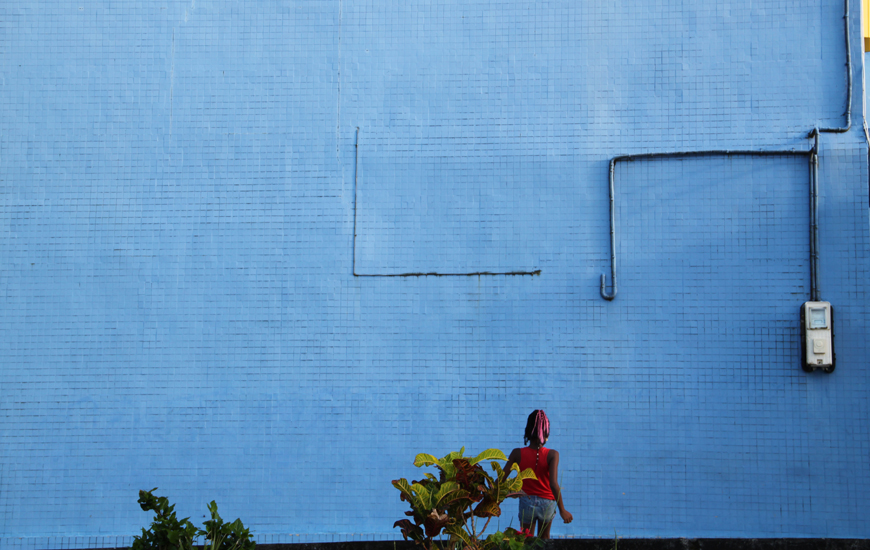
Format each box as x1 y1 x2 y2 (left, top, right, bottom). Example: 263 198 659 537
132 489 199 550
392 448 542 550
200 500 257 550
483 529 544 550
132 489 256 550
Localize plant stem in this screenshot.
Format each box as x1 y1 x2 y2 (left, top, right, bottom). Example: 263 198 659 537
479 517 491 538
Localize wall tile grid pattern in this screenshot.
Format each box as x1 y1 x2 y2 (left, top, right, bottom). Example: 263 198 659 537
1 0 868 547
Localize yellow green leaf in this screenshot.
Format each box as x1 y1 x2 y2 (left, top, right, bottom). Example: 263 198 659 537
433 491 459 509
411 482 432 508
414 453 439 468
445 524 473 547
435 481 459 497
392 478 414 498
506 477 523 494
473 496 502 518
440 463 457 480
516 468 537 481
437 448 464 468
469 449 507 465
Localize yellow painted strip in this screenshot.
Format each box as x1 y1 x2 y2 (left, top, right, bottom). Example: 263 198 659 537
865 0 870 51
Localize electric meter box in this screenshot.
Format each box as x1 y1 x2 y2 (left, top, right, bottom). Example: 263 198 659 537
800 301 835 373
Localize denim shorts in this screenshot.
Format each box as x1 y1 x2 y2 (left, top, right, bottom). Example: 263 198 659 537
518 494 556 525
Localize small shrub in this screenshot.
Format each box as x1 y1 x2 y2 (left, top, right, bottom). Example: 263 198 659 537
132 489 256 550
132 489 198 550
201 500 256 550
392 447 543 550
483 528 544 550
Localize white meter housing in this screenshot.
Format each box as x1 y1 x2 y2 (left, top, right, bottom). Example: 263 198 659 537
801 301 835 373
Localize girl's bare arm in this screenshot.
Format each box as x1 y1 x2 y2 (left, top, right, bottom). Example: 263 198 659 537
547 450 573 523
502 448 523 482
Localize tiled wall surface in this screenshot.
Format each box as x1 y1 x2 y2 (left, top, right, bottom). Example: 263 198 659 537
1 0 868 547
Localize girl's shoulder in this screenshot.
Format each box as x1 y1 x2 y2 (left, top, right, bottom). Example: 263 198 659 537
507 447 528 464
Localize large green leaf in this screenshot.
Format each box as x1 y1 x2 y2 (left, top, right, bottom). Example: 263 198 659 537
443 489 472 510
432 483 466 509
505 477 524 494
439 462 457 481
445 523 473 548
411 483 433 510
392 478 414 499
497 478 520 502
473 496 502 518
516 468 537 481
437 448 465 469
414 453 440 468
433 481 458 501
469 449 507 465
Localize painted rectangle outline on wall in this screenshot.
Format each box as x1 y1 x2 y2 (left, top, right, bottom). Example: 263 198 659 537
350 128 541 278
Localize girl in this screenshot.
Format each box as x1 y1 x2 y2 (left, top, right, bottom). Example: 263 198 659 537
503 410 573 539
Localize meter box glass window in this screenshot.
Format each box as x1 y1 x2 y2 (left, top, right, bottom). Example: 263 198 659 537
800 301 835 373
809 307 827 328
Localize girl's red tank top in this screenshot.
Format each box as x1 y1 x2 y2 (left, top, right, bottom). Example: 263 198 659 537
518 446 555 500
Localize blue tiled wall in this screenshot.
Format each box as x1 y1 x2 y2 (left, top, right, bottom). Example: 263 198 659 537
1 0 869 547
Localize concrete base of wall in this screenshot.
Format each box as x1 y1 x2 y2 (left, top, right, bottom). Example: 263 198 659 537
252 539 870 550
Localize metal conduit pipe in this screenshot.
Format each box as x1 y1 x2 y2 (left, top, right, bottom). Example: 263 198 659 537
820 0 852 134
600 0 855 300
809 131 818 302
599 149 814 301
353 127 360 276
600 159 618 300
812 129 821 301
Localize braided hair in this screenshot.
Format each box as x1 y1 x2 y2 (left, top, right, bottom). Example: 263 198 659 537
523 409 550 446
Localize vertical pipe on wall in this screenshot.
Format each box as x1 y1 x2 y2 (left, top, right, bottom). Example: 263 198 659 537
353 127 360 276
809 128 819 301
812 129 821 301
600 159 618 300
599 0 855 301
821 0 853 133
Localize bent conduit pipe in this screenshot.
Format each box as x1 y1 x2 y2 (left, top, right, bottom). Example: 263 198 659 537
600 149 815 301
820 0 852 134
600 0 854 301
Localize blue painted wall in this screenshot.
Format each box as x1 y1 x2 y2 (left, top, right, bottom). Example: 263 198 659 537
1 0 869 547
